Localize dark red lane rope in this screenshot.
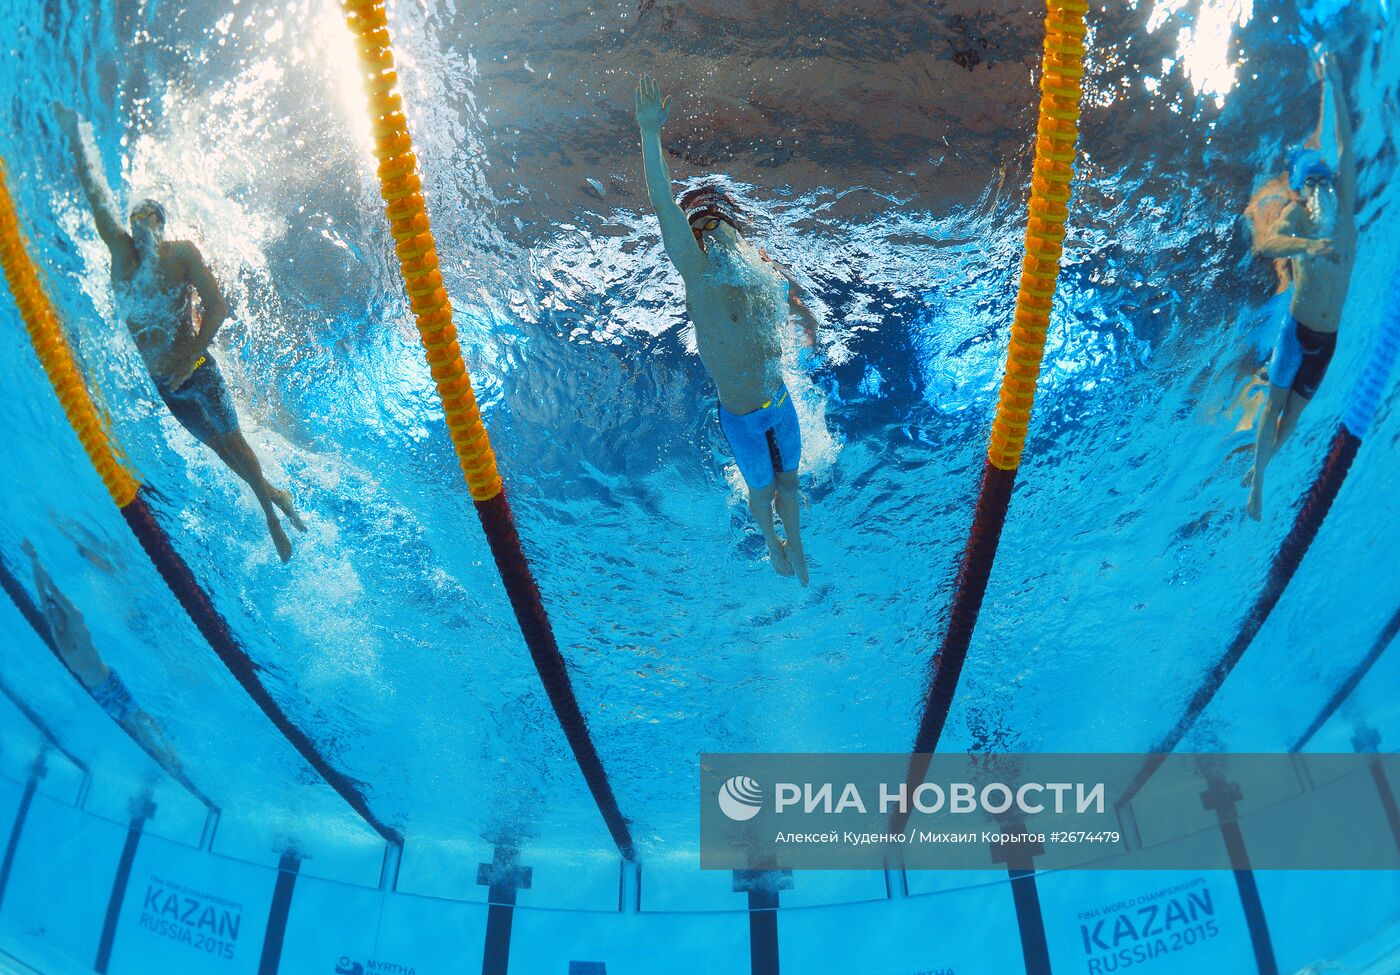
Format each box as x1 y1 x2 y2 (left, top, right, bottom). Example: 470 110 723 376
1291 603 1400 753
1123 427 1360 804
120 490 400 844
474 492 636 861
1126 264 1400 801
339 0 635 861
892 463 1017 834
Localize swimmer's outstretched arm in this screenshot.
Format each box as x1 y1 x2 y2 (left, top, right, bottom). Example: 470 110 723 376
1322 54 1355 211
23 541 107 683
25 540 77 638
635 76 704 279
52 104 131 260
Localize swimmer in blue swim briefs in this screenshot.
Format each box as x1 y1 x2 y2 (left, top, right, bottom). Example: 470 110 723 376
636 76 820 584
56 105 306 561
1243 50 1356 521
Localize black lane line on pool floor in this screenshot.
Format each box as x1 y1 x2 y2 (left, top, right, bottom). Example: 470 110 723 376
0 758 44 913
747 889 780 975
1364 752 1400 857
258 850 302 975
1007 866 1052 975
95 796 155 974
1202 778 1278 975
993 836 1051 975
479 845 532 975
1290 605 1400 753
735 869 789 975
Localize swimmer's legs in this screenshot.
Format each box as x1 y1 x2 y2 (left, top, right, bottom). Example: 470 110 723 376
1275 389 1311 447
747 482 793 578
208 430 305 561
1248 384 1292 521
774 470 809 587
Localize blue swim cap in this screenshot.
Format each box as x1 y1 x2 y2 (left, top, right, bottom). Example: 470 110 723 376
1288 148 1333 192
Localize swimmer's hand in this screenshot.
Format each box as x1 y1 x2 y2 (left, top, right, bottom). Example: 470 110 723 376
635 75 671 133
1305 238 1339 262
158 343 203 391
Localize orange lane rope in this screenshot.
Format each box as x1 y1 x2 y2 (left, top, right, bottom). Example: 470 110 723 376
341 0 502 501
0 162 139 507
987 0 1088 471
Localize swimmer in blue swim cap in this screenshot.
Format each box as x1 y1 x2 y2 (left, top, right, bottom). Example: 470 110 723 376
1243 50 1356 521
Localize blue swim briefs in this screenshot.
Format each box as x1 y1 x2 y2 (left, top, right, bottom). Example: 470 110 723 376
157 355 239 445
90 669 137 723
1267 312 1338 400
718 386 801 491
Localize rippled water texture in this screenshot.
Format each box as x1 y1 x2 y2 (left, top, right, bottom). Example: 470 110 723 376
0 0 1398 868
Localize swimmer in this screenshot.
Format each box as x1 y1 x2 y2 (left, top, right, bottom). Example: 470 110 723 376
1243 51 1356 520
54 104 306 561
23 541 183 775
635 76 820 585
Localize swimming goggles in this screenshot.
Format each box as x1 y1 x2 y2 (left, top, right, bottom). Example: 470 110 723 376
689 215 723 233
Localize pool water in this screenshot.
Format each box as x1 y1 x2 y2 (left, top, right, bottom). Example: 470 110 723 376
0 0 1398 972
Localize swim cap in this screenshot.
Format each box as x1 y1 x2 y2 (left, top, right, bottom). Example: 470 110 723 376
131 198 167 224
1287 148 1333 192
679 185 740 229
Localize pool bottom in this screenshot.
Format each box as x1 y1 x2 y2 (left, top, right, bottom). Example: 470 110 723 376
1 770 1398 975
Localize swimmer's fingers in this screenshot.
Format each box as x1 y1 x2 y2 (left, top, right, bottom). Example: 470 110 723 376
635 76 670 128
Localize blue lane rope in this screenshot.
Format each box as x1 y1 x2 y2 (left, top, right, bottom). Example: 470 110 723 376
1343 264 1400 437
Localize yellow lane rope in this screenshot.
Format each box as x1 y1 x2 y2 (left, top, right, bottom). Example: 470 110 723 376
341 0 503 501
0 161 140 507
987 0 1089 471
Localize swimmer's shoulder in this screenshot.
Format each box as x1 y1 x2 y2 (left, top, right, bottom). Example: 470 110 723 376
163 239 200 265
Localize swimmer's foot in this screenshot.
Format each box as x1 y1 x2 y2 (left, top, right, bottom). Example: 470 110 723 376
271 488 307 533
785 538 809 587
267 514 293 563
1245 476 1263 522
764 534 794 577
